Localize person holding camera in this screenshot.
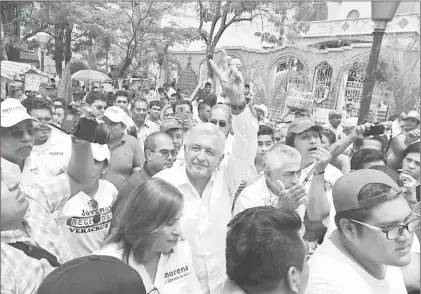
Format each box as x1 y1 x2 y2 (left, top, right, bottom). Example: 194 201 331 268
1 131 95 294
99 106 145 190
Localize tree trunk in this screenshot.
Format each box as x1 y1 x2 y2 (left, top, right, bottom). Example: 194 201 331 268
163 44 169 84
64 25 72 65
54 24 64 77
278 9 287 46
206 44 214 80
118 57 131 78
1 2 21 61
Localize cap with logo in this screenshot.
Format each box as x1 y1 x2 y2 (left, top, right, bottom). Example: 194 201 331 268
332 169 401 213
160 118 182 133
100 106 130 127
91 143 110 162
287 117 323 136
1 98 38 128
37 255 146 294
405 111 420 122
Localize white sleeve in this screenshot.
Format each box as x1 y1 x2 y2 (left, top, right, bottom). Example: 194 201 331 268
182 241 204 294
223 107 258 201
232 188 256 217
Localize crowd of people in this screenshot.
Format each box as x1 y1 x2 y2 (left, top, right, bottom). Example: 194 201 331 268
1 50 420 294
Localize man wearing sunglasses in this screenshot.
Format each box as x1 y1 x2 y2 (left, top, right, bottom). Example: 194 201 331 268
306 169 420 294
209 104 234 157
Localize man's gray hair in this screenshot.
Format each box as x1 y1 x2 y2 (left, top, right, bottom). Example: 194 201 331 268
211 104 232 124
186 123 226 155
263 144 301 172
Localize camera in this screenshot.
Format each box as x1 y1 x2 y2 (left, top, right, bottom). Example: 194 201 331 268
363 124 385 137
58 105 110 144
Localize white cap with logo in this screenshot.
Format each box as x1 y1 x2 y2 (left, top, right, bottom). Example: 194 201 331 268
1 98 38 128
99 106 132 128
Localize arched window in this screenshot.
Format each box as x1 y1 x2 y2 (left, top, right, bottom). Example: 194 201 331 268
345 62 365 107
313 62 333 104
347 10 360 19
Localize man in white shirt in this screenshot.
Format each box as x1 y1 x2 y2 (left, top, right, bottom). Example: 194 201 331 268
323 110 345 140
20 97 72 186
59 143 117 258
131 98 159 149
154 49 258 294
209 104 234 157
36 82 53 101
306 169 419 294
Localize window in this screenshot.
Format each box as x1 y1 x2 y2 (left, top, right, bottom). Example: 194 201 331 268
313 62 333 104
347 10 360 19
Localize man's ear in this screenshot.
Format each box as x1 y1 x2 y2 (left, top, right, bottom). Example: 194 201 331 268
339 218 359 243
286 266 300 293
145 150 152 161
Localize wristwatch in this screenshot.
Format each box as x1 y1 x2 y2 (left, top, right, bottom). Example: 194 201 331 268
230 101 247 111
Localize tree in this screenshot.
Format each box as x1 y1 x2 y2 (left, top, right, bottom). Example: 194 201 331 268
196 1 271 79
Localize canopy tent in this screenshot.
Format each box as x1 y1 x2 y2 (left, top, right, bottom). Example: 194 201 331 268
71 69 112 83
1 60 50 82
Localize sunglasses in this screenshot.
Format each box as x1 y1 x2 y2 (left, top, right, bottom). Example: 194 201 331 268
156 149 177 158
88 199 101 224
210 119 227 128
5 127 39 138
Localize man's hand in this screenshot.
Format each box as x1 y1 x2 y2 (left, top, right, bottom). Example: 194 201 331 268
399 172 418 203
314 147 333 174
209 49 244 106
350 123 370 140
405 129 420 146
270 180 307 211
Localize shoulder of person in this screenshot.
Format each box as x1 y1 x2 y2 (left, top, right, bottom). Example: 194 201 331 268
325 164 343 181
99 179 118 195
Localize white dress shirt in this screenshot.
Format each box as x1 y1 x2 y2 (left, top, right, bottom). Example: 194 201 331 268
154 107 258 294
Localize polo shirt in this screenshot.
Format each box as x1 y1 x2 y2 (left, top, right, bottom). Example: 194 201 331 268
111 164 154 229
102 133 145 190
94 241 202 294
21 129 72 187
154 107 258 294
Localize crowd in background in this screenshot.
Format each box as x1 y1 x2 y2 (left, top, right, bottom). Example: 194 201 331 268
1 50 420 294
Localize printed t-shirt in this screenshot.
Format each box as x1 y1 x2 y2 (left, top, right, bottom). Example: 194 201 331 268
94 241 202 294
21 129 72 187
59 179 118 258
305 238 408 294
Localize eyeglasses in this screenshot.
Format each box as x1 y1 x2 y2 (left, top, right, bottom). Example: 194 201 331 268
5 127 39 138
349 215 420 240
156 149 177 158
210 119 227 128
88 199 101 224
147 287 160 294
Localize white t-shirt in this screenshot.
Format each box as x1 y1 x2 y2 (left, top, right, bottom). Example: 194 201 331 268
21 129 72 187
306 239 408 294
94 241 202 294
59 179 118 258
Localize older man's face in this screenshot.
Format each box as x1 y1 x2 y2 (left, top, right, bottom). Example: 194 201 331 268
210 108 231 137
185 131 224 179
266 158 301 190
0 120 36 164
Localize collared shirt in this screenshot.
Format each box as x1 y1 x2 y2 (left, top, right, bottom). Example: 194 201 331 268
95 241 203 294
137 120 160 151
111 164 154 229
102 133 146 190
21 129 72 187
154 107 258 294
1 174 73 294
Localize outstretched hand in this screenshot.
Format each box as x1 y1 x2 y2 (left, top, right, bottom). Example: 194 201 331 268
209 49 245 106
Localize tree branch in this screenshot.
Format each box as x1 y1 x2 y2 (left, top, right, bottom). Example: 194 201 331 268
209 1 222 43
197 1 208 43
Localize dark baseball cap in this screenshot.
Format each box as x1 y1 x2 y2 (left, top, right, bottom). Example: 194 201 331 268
287 117 323 136
37 255 146 294
332 169 401 213
160 118 182 133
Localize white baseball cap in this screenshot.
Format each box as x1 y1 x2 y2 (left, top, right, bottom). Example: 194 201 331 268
1 98 38 127
100 106 130 127
406 111 420 122
255 104 269 118
91 143 110 162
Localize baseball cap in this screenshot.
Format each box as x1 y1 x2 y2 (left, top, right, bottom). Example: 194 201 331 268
332 169 401 213
100 106 130 127
37 255 146 294
287 117 322 136
39 82 52 89
342 117 358 128
406 111 420 122
91 143 110 162
161 118 182 133
1 98 38 128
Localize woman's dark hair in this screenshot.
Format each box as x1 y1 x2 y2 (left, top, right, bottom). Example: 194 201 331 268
108 178 183 264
